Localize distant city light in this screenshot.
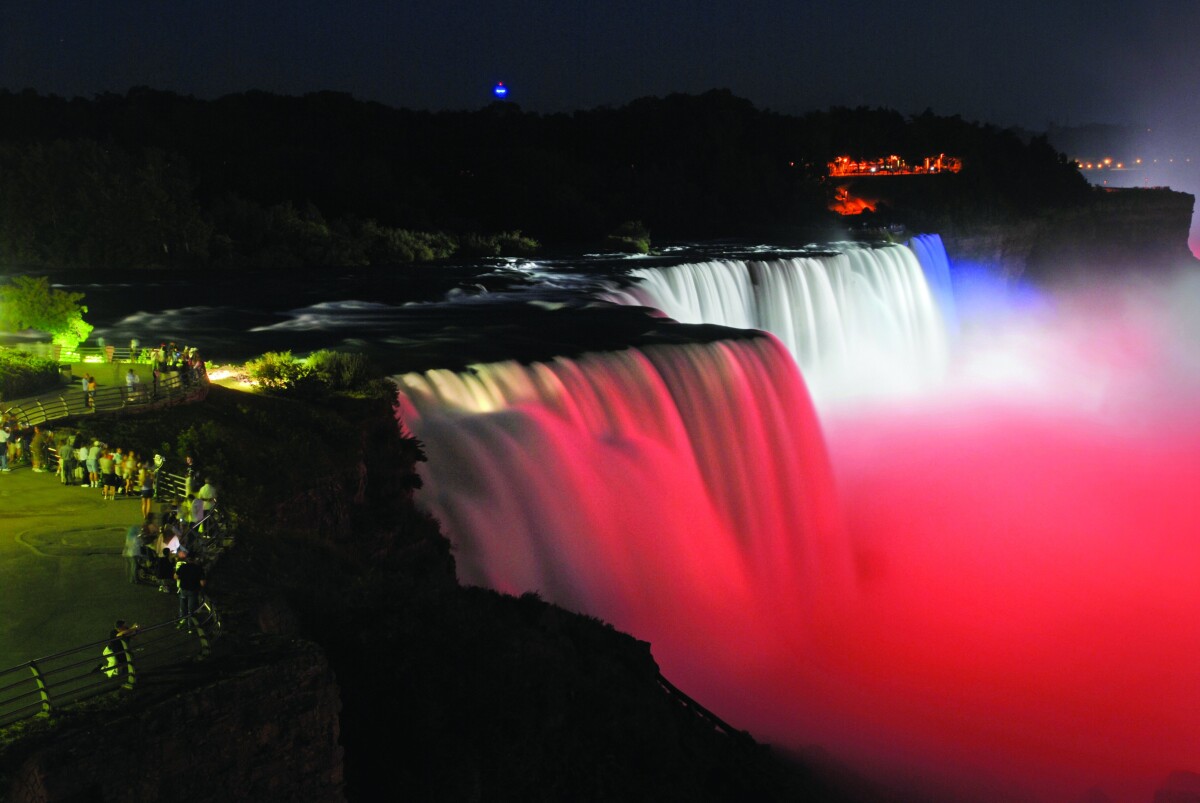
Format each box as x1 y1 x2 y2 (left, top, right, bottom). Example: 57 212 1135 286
827 153 961 177
493 82 508 99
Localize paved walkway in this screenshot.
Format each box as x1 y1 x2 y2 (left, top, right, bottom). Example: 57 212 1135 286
0 465 179 668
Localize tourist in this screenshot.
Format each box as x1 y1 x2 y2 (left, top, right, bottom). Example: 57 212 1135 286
121 450 137 496
77 442 90 485
100 620 139 678
155 548 175 593
10 424 27 466
122 523 143 583
174 549 206 629
138 461 154 517
184 454 199 497
97 448 114 499
125 368 140 402
112 447 124 490
58 432 76 484
0 423 9 472
29 426 46 472
84 373 96 410
189 493 204 528
159 508 182 550
197 478 217 518
152 453 166 498
86 440 100 487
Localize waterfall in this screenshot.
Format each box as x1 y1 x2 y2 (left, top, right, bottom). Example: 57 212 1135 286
908 233 958 338
396 334 847 651
602 240 950 403
394 237 1200 800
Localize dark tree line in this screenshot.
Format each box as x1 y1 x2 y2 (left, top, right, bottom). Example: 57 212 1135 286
0 87 1090 270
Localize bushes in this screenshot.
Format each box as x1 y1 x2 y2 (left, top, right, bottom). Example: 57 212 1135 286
306 350 372 391
604 221 651 254
0 349 61 401
456 231 541 258
244 349 387 397
358 221 458 264
244 351 310 390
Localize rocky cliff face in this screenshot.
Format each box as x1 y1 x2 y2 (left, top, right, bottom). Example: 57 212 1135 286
6 641 344 803
941 187 1197 279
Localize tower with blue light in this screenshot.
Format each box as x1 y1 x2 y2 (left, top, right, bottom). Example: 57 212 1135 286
492 82 509 100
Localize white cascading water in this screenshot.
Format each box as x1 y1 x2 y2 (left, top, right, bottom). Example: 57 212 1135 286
600 240 950 404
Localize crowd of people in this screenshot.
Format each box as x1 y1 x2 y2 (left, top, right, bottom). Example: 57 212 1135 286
100 480 216 678
79 343 208 410
3 342 223 690
0 416 58 474
1 413 222 633
123 509 209 619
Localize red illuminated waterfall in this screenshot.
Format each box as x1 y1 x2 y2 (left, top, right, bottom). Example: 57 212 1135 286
396 241 1200 802
396 336 848 657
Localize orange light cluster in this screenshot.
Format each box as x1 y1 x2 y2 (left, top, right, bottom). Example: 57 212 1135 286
828 153 961 177
1077 157 1137 171
830 186 877 215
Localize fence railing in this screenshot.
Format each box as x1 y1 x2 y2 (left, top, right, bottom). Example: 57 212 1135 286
56 346 189 365
2 369 208 429
0 601 222 729
656 672 756 747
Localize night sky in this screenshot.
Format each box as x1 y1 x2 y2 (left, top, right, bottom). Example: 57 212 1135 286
5 0 1200 252
4 0 1198 130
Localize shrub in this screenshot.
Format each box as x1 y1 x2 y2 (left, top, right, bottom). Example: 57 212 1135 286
604 220 651 254
358 222 458 264
244 351 309 390
493 231 540 257
0 349 61 401
456 231 541 259
306 350 374 392
455 233 500 258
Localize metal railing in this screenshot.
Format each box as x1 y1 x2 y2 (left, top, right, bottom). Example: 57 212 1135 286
57 346 194 365
656 672 756 747
0 601 222 729
156 469 189 501
1 369 209 428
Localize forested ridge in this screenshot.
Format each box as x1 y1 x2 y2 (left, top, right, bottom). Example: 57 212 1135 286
0 87 1089 270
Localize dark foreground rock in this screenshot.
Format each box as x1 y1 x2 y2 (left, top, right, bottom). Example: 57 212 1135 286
5 641 343 803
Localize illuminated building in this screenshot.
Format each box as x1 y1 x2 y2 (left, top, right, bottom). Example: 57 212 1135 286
828 153 962 177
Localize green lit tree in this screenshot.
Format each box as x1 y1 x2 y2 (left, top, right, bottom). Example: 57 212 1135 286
0 276 94 349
